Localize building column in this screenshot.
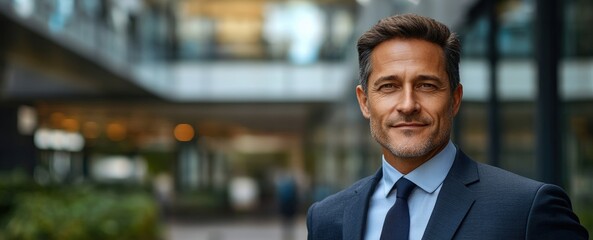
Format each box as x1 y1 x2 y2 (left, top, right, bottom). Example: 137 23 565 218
535 1 563 186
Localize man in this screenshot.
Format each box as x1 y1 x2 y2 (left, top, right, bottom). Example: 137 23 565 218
306 14 589 240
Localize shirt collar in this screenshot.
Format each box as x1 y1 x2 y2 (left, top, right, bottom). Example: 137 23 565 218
381 140 457 197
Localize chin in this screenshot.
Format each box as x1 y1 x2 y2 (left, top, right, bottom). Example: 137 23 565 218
392 133 428 144
390 148 429 159
389 137 433 156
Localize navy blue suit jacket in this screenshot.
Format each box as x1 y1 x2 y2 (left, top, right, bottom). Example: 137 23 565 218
307 150 589 239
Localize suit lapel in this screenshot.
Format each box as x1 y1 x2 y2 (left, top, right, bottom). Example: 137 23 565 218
343 169 382 240
422 150 479 240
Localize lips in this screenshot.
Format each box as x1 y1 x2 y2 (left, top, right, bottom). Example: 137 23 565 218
392 122 428 128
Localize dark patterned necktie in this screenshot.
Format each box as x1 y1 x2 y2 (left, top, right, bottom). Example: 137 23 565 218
380 178 416 240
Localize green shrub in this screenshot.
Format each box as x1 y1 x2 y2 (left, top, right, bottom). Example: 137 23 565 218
0 179 161 240
575 204 593 237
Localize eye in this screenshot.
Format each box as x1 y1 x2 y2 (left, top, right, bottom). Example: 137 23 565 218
381 84 395 89
418 83 438 91
378 83 397 92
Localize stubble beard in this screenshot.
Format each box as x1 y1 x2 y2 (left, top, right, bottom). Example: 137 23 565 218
369 113 452 160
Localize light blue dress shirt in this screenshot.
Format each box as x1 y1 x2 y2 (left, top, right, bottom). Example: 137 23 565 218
364 141 456 240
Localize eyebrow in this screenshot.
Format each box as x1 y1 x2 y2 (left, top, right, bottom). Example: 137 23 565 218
372 75 400 87
416 74 443 82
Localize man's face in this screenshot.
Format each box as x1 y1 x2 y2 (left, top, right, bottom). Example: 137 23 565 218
356 38 463 166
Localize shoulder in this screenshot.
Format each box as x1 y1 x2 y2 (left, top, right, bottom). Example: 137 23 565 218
307 173 378 239
470 162 552 207
475 162 543 189
467 161 589 238
450 151 545 196
309 174 376 214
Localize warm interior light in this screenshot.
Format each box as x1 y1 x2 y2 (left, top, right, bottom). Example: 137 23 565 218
107 122 127 141
174 123 195 142
62 118 79 132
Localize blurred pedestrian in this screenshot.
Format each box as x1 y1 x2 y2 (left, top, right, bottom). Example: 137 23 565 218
276 172 299 240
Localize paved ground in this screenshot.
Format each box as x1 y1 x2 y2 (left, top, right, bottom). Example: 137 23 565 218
165 216 307 240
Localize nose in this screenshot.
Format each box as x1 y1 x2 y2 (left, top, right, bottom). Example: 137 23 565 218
395 88 420 115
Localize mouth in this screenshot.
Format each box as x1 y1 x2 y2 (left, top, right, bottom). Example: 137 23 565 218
392 122 428 129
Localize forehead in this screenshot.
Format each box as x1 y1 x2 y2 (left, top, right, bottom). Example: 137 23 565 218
369 38 446 81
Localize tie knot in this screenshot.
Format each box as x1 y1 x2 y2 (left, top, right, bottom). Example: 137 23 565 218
395 178 416 199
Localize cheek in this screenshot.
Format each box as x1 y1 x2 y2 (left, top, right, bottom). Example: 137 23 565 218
424 101 453 121
369 96 396 114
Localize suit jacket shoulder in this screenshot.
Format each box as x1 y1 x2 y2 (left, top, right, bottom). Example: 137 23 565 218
424 151 589 240
307 171 381 240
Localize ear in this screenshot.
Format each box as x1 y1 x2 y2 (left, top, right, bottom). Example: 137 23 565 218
356 85 371 119
451 84 463 116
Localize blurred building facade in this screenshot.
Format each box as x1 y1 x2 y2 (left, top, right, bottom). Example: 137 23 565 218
0 0 592 231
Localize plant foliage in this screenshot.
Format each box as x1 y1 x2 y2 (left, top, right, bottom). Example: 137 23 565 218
0 172 161 240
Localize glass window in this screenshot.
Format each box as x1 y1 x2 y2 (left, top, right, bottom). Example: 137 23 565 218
561 0 593 233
